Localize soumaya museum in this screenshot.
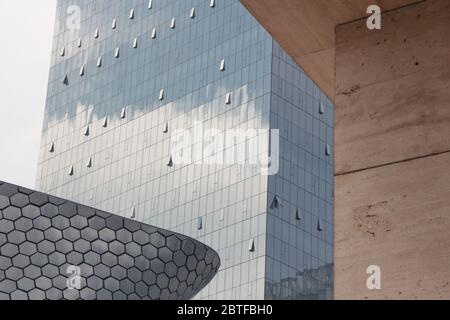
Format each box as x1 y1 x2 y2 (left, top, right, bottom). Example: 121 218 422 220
1 0 450 302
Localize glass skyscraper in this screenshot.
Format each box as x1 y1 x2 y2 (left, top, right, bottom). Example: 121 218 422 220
36 0 334 300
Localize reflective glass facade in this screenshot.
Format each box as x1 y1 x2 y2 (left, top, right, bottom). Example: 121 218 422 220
36 0 333 299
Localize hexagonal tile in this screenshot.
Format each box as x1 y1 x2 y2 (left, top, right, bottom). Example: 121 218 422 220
30 252 48 267
33 216 51 231
13 254 31 268
19 241 37 256
81 228 98 241
177 266 189 282
133 230 149 245
79 263 94 278
118 254 134 269
158 247 173 263
156 274 169 289
142 270 157 285
46 288 63 300
18 277 35 291
119 279 135 295
194 245 207 260
105 215 124 231
55 238 73 254
28 288 45 300
5 267 24 281
134 256 150 271
104 277 120 292
124 220 140 232
0 220 14 234
109 240 125 256
116 229 132 244
181 239 195 255
99 228 115 242
22 205 41 219
70 215 88 229
24 265 41 279
0 183 18 197
48 196 65 206
0 195 10 210
52 216 70 230
101 252 117 267
150 232 165 248
26 229 44 243
14 217 33 232
59 202 77 218
48 252 65 266
3 207 21 221
148 285 161 299
111 265 127 281
186 255 197 272
37 240 56 255
135 281 148 298
36 276 52 290
166 235 181 251
168 277 179 293
94 264 111 279
1 243 19 258
41 203 59 218
126 242 141 257
66 251 83 265
113 291 127 300
52 275 67 290
80 287 96 300
173 251 187 267
42 264 59 279
164 262 178 278
10 193 29 208
84 251 101 266
97 288 113 300
44 227 63 242
17 187 33 195
62 227 81 242
0 279 17 293
88 216 106 230
74 239 91 253
29 192 48 206
87 275 103 290
77 205 96 219
150 258 164 274
91 239 108 254
127 267 142 283
62 289 80 300
7 230 26 245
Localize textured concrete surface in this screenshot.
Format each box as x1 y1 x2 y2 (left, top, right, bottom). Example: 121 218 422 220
335 152 450 299
241 0 421 99
335 0 450 299
335 0 450 175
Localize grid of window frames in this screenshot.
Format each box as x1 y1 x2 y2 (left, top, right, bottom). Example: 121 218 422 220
265 42 334 299
36 0 333 300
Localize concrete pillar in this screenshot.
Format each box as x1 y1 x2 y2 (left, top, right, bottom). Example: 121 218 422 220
334 0 450 299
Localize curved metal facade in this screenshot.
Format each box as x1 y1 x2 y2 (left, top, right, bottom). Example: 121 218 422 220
0 181 220 300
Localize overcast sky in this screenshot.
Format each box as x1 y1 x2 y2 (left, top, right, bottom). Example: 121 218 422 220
0 0 57 189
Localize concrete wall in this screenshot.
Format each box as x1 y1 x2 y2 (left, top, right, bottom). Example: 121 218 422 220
334 0 450 299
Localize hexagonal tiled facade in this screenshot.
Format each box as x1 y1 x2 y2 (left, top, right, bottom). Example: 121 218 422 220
0 181 220 300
